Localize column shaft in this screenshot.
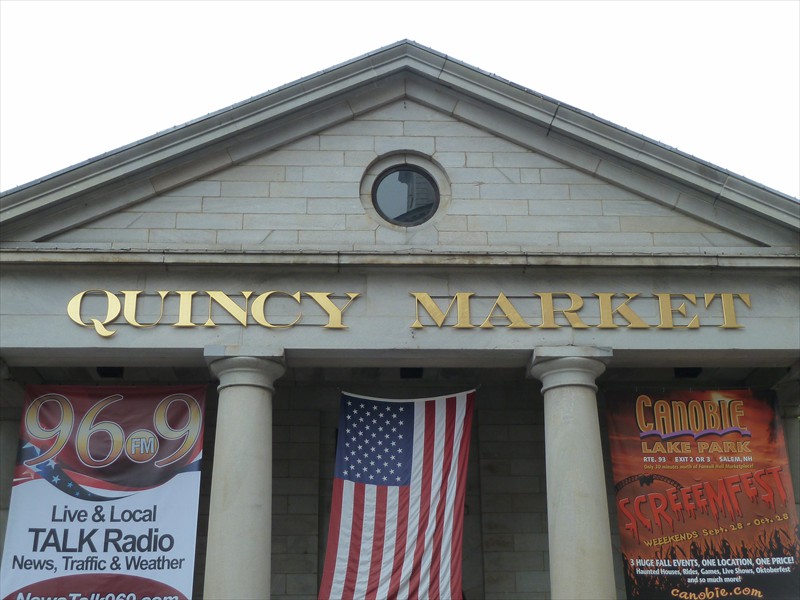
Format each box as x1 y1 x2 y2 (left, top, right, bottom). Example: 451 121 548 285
783 406 800 510
775 363 800 509
531 354 616 600
0 367 25 555
204 357 285 600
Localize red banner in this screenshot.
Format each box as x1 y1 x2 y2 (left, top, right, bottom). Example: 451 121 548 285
606 389 799 599
0 385 206 600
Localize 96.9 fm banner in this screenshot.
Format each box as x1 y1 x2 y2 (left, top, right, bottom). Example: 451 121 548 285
0 386 206 600
606 389 799 600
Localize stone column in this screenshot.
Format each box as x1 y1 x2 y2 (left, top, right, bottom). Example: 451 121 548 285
0 360 25 556
775 362 800 513
781 403 800 509
204 356 285 600
529 347 616 600
0 420 20 555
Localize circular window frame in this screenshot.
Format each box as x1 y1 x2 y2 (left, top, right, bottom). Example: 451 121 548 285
360 153 451 231
371 165 440 227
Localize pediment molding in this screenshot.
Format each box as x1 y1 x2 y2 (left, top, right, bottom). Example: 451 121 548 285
1 41 797 246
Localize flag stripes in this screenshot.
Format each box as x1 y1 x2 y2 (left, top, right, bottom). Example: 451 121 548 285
319 391 474 600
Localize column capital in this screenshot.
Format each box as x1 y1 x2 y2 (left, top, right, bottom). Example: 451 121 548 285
209 356 285 393
528 347 612 394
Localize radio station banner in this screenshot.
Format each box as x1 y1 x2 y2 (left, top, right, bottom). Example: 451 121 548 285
0 385 206 600
606 389 799 599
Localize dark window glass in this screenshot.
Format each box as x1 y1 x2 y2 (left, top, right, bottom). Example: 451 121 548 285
372 166 439 226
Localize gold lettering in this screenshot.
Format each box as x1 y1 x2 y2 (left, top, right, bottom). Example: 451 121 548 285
635 395 654 432
688 401 704 430
410 292 474 328
653 400 673 435
729 400 746 431
251 291 301 328
642 441 691 453
643 441 663 453
64 288 753 337
656 293 699 329
121 290 168 328
704 293 751 328
536 292 589 329
67 290 121 337
704 400 721 430
594 292 650 328
671 401 689 432
637 395 748 437
479 293 532 329
204 291 253 326
173 291 199 328
304 292 360 329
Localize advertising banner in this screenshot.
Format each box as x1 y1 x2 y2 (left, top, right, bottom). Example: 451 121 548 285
0 385 206 600
606 389 799 599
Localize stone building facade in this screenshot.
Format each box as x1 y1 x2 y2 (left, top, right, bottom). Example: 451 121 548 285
1 41 798 599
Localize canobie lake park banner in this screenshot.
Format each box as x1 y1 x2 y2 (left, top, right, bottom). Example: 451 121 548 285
606 389 799 600
0 385 205 600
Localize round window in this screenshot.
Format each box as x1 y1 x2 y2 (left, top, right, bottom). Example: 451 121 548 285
371 166 440 226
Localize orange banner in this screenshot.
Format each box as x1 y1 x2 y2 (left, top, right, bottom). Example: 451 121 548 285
606 389 799 599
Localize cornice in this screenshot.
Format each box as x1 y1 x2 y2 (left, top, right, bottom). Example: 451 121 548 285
1 248 798 270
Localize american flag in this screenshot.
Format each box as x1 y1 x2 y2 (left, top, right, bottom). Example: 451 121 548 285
319 390 475 600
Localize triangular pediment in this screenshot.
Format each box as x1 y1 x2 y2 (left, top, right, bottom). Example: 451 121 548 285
1 41 798 256
40 99 777 253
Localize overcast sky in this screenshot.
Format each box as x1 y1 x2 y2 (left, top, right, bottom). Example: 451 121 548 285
1 1 798 198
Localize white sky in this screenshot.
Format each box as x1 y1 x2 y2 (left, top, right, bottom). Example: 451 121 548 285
1 0 798 198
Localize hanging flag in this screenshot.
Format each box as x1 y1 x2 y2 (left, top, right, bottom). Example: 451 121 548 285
319 390 475 600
